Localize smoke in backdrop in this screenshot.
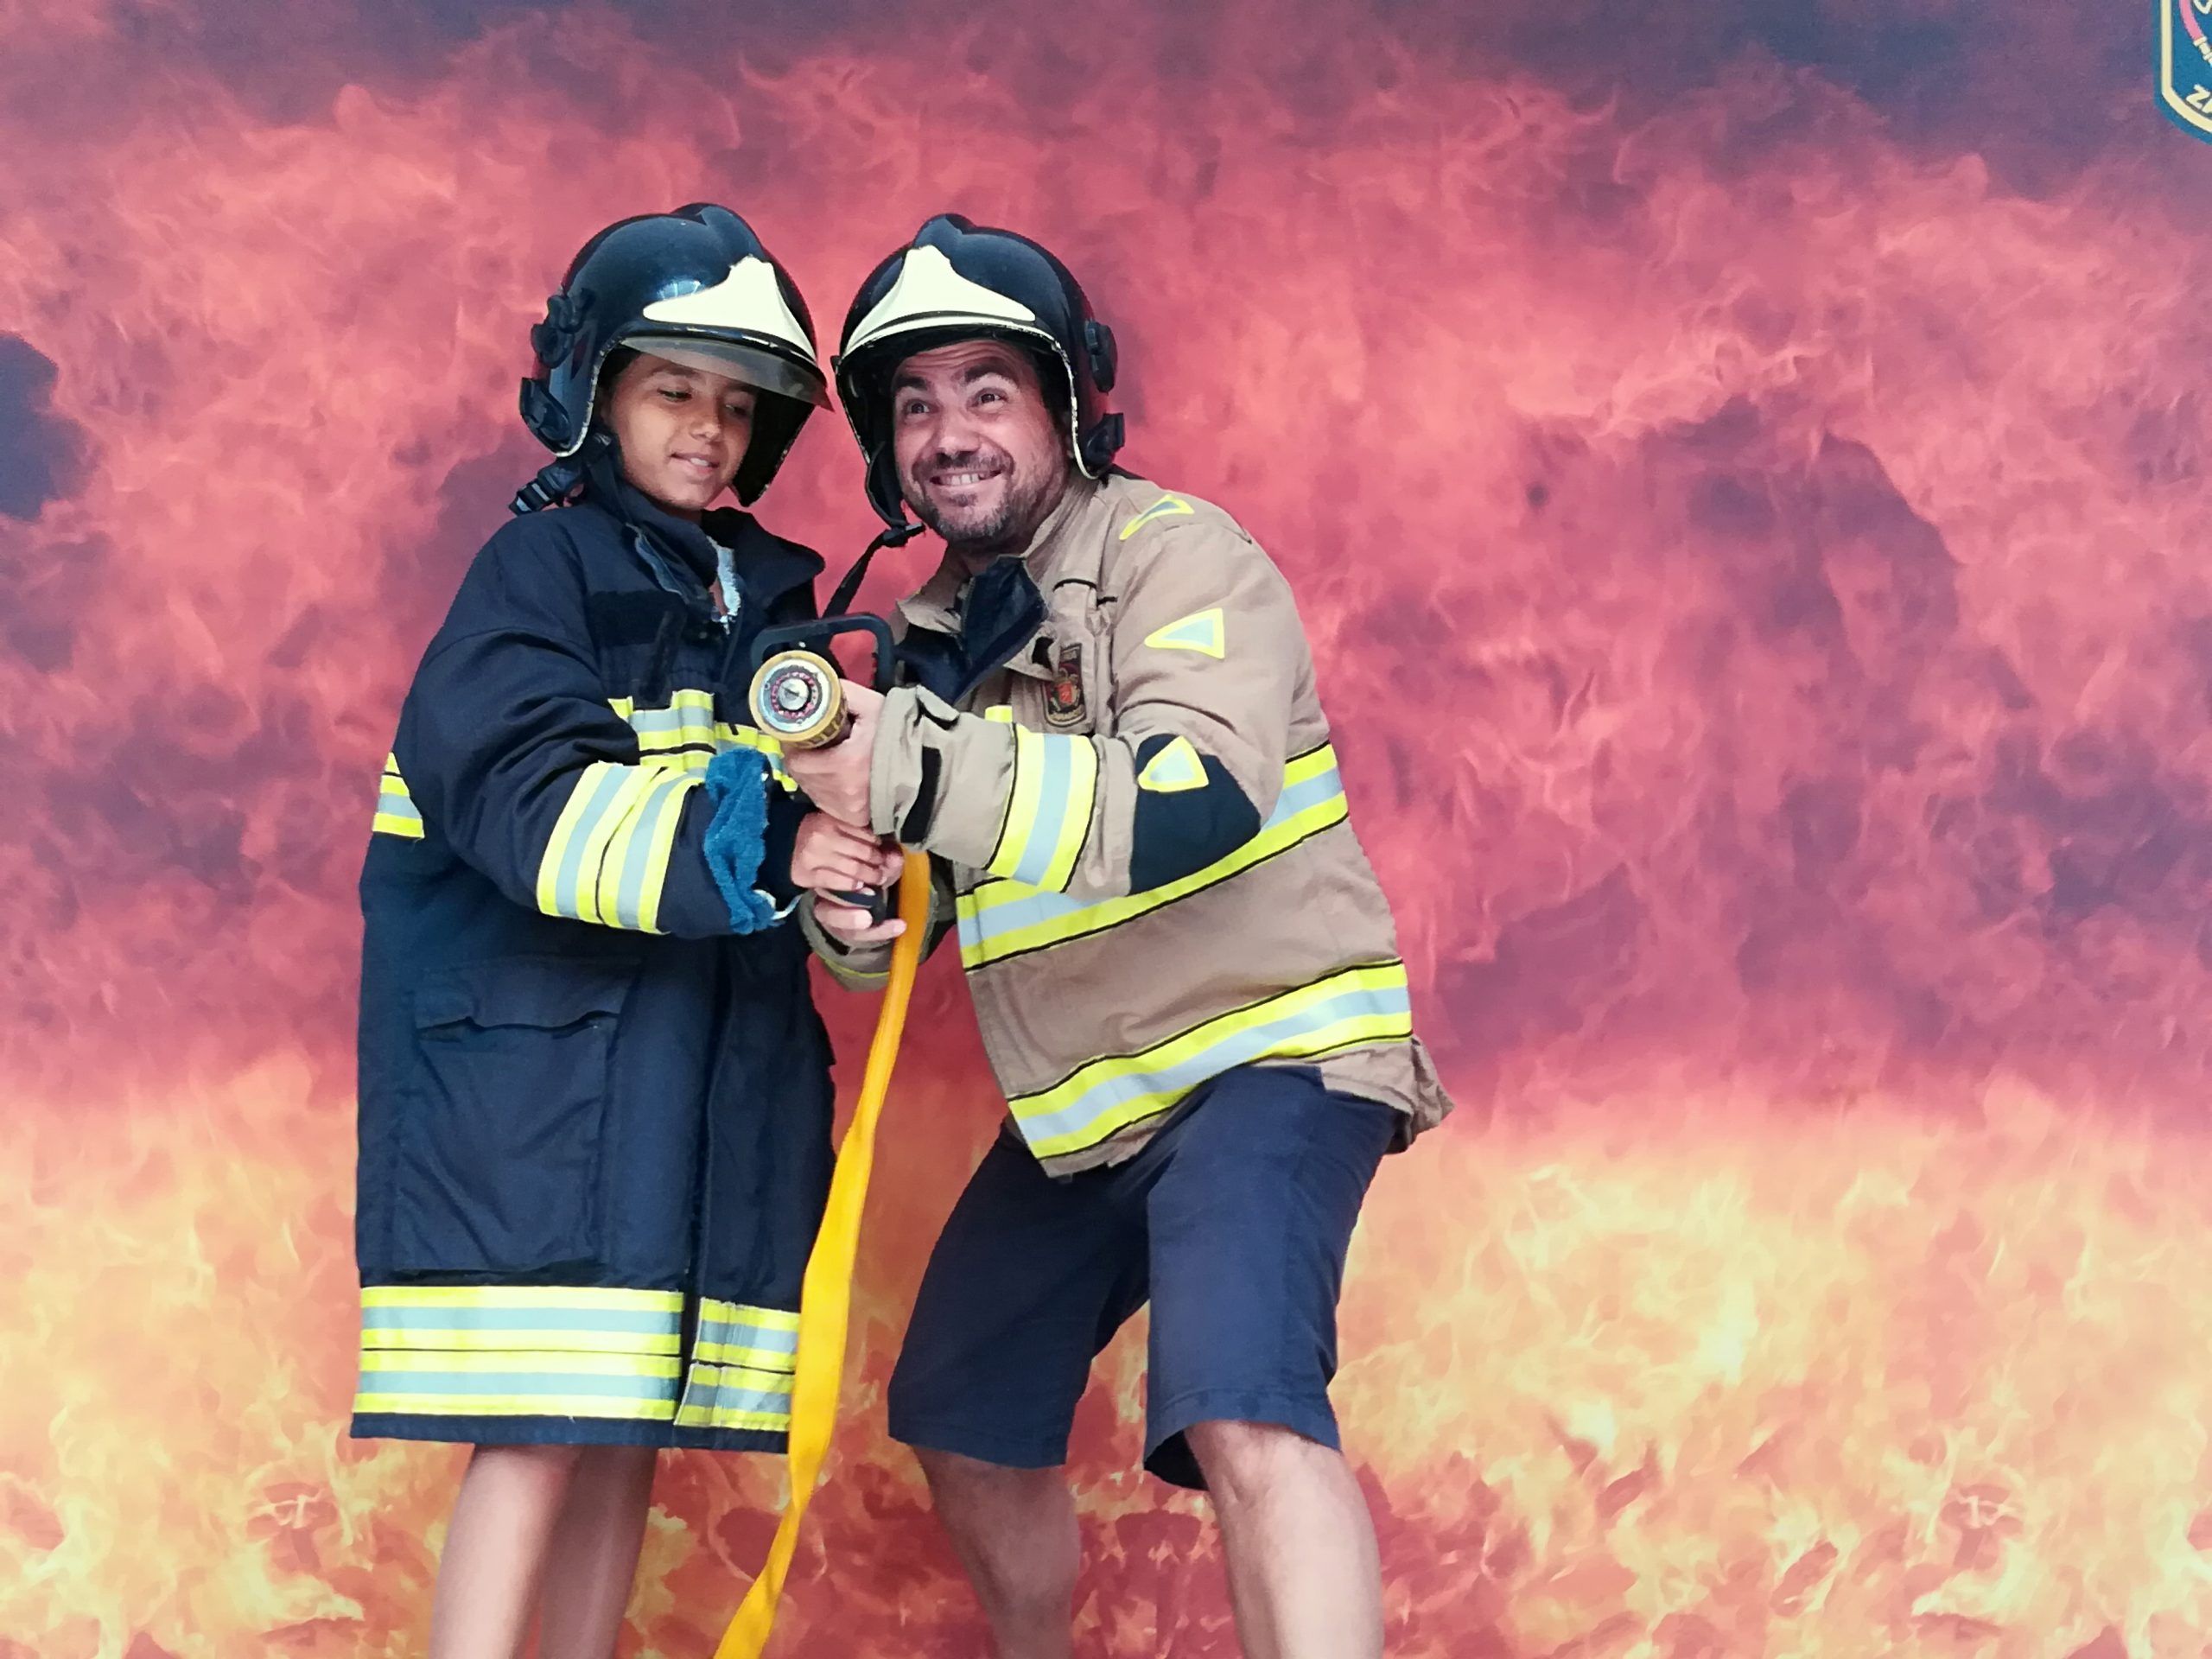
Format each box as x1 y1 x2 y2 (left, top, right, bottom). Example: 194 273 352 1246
3 1 2209 1654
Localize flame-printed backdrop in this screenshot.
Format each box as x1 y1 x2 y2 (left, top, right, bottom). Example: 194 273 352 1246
3 0 2209 1654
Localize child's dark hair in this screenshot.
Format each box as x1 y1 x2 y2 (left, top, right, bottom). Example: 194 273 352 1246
594 346 641 418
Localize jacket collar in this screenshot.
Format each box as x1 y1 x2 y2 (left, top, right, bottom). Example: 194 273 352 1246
896 477 1110 677
575 454 823 613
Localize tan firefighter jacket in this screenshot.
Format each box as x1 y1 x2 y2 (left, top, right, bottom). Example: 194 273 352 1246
804 470 1454 1176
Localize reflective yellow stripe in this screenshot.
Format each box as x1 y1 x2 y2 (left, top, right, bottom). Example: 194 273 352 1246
1118 493 1194 539
1141 607 1225 658
537 761 615 916
361 1325 681 1355
353 1391 678 1421
627 690 717 757
362 1286 684 1311
1008 961 1413 1161
958 747 1342 967
698 1300 800 1330
374 753 426 839
985 727 1098 891
695 1341 803 1370
361 1350 680 1379
594 769 664 920
609 691 793 785
674 1359 794 1432
359 1286 683 1352
533 761 695 931
574 766 656 925
675 1363 796 1419
986 727 1044 877
632 775 697 933
592 768 699 931
1136 734 1208 792
354 1284 687 1422
691 1300 801 1372
675 1302 800 1428
676 1300 799 1430
715 723 795 791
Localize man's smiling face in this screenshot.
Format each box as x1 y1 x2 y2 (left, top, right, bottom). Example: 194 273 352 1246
890 338 1071 556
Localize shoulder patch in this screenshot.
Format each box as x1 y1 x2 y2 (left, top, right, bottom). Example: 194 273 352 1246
1119 493 1196 541
1142 607 1225 659
1136 735 1209 793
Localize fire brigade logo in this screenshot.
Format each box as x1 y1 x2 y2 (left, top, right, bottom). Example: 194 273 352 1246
2160 0 2212 140
1046 642 1086 728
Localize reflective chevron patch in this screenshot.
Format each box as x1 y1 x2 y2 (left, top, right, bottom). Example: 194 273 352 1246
1141 607 1225 658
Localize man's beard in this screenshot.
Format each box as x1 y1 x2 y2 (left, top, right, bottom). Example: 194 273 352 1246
905 454 1061 556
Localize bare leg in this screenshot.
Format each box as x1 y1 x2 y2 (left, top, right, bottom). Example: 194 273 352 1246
913 1448 1080 1659
428 1443 584 1659
537 1445 659 1659
1184 1421 1382 1659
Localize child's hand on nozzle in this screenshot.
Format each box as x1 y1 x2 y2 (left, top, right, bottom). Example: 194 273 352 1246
792 814 906 944
791 812 902 894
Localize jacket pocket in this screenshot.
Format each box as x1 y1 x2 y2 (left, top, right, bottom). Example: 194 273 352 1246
390 956 635 1276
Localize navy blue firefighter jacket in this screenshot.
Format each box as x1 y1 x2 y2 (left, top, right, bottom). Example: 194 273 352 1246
352 465 833 1452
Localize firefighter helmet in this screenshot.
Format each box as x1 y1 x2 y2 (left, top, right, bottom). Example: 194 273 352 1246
833 214 1123 527
515 204 829 511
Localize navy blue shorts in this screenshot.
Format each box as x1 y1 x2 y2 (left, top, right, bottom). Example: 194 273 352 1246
887 1064 1400 1490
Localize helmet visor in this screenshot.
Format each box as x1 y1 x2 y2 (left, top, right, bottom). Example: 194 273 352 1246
626 333 831 408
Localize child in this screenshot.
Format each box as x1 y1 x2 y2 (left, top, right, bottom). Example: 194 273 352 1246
351 205 899 1658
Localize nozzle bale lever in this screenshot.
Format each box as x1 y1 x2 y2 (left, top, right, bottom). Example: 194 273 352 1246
747 617 899 924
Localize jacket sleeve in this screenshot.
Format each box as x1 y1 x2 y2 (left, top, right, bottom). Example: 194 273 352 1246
866 517 1300 899
392 520 797 938
798 855 959 990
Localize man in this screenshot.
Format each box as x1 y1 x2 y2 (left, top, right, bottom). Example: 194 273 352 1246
780 214 1454 1659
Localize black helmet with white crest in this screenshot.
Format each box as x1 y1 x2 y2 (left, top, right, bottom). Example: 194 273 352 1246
512 204 830 513
833 214 1124 529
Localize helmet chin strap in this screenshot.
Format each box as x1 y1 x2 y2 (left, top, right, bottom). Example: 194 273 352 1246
823 518 925 618
509 429 614 516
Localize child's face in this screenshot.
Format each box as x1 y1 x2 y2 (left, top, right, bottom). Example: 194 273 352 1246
603 351 757 518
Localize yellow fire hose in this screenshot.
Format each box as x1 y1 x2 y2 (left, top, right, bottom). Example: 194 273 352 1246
714 850 928 1656
718 639 932 1657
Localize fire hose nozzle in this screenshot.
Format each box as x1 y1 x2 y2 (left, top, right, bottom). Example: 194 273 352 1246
748 649 850 753
746 616 900 923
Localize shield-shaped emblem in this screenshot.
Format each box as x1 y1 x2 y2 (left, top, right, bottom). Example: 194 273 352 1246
1046 642 1086 728
2159 0 2212 140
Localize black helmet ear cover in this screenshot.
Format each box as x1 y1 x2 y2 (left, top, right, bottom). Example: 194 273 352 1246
865 443 905 530
1083 318 1117 394
518 377 564 441
1079 413 1126 476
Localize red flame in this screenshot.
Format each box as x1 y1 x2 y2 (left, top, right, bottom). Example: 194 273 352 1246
3 2 2209 1654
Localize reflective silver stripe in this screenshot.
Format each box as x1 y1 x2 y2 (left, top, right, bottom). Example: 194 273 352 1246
959 759 1344 955
549 766 632 916
1009 964 1413 1160
611 770 690 928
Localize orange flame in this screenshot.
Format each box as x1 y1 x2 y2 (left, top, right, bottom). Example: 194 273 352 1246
3 2 2209 1654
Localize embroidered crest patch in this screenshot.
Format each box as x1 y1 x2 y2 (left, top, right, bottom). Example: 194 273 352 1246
1046 642 1087 728
2159 0 2212 139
